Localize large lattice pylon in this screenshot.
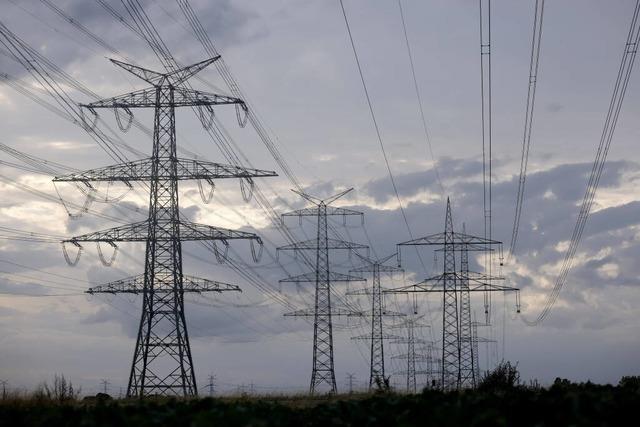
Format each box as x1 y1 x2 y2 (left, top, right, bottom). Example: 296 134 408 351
347 253 404 390
387 198 519 390
279 189 366 394
55 58 276 397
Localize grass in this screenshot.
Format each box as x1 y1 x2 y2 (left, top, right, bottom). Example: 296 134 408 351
1 373 639 426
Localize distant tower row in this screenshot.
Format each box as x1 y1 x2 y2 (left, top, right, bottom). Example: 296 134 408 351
388 198 519 390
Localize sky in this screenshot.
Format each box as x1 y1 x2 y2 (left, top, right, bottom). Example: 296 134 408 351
0 0 639 395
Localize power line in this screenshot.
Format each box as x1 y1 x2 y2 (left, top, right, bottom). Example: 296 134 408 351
509 0 545 259
338 0 416 244
114 0 360 318
28 3 316 320
479 0 493 324
397 0 445 196
522 0 640 325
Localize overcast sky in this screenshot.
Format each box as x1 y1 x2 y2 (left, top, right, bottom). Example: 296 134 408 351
1 0 639 395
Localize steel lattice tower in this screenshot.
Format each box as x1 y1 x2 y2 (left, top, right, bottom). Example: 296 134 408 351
348 253 403 390
458 234 475 388
387 198 519 390
442 199 459 390
55 58 276 397
471 319 496 380
472 318 481 381
391 316 430 393
279 189 366 394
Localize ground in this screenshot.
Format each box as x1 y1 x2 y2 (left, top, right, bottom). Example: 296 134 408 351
1 377 639 426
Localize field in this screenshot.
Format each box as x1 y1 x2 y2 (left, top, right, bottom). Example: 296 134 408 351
1 376 639 427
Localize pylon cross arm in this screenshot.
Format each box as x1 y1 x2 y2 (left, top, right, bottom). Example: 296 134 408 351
398 231 502 247
53 158 276 183
280 271 365 283
351 334 403 340
172 87 245 108
163 57 221 86
109 56 221 87
177 221 263 242
86 274 241 294
277 237 367 251
81 87 244 109
284 307 363 317
281 206 363 218
64 220 262 244
384 272 517 294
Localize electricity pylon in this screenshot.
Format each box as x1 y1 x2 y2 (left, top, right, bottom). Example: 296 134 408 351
279 189 366 395
387 198 519 391
458 233 475 387
205 374 216 397
471 318 497 380
347 253 404 390
55 57 276 397
391 316 430 393
416 342 437 388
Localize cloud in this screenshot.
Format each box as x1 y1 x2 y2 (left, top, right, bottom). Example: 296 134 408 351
1 0 640 392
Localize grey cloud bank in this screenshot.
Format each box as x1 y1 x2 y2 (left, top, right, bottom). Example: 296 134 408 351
0 0 639 394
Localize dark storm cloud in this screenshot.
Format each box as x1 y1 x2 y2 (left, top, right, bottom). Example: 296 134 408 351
2 0 259 79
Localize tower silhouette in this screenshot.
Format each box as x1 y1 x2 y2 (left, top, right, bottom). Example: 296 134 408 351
279 189 366 394
56 58 276 397
388 198 519 390
348 253 403 389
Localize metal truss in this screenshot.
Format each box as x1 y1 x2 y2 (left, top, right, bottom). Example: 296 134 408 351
63 220 262 244
347 253 404 390
390 316 430 393
86 274 241 294
58 57 275 397
54 158 275 183
279 188 366 395
387 198 519 391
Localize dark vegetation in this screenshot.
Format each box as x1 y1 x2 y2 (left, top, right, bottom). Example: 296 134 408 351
1 368 639 426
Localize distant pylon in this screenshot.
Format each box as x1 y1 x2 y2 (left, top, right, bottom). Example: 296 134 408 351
348 253 404 390
279 189 366 394
205 374 216 397
458 225 475 388
99 379 110 395
471 317 497 381
391 315 430 393
387 198 519 390
55 58 276 397
472 316 481 381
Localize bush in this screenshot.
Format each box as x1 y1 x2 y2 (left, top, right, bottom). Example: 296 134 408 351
618 375 640 391
33 374 81 403
477 360 521 393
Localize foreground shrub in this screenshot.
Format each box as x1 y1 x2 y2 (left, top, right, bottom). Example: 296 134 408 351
477 360 521 393
33 374 80 403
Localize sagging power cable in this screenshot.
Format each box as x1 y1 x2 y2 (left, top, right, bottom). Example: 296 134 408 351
522 0 640 326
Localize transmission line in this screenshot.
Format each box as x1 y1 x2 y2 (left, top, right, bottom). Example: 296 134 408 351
522 0 640 325
339 0 416 242
113 0 361 316
509 0 545 259
478 0 494 323
397 0 445 196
